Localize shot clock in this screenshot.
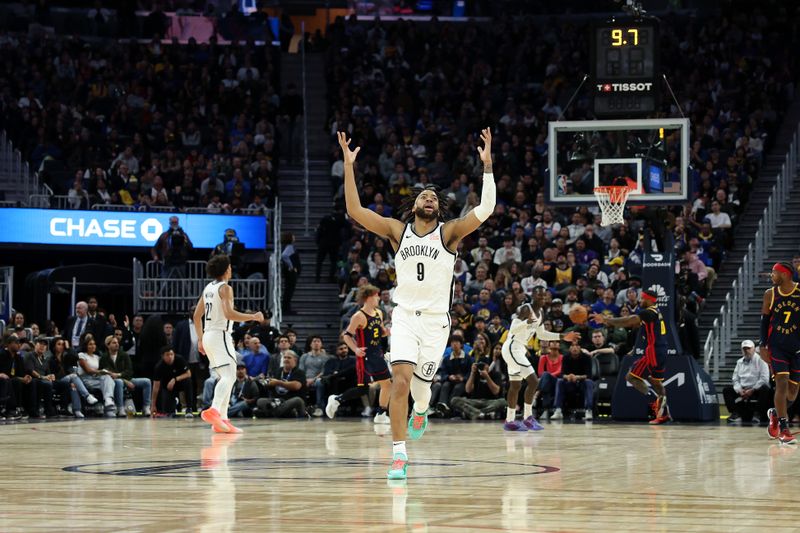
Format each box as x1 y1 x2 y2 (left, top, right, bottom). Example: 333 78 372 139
591 20 660 117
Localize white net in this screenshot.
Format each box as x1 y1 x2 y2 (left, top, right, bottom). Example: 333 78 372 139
594 186 630 226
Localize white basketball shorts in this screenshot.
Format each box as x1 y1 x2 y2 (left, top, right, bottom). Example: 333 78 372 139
202 330 238 369
502 338 535 381
390 306 450 382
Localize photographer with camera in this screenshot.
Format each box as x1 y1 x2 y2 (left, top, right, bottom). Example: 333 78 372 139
450 357 507 421
254 351 307 418
152 216 194 278
211 228 245 277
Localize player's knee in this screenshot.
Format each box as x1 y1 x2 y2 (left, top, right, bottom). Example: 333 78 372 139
526 374 539 388
508 380 521 391
392 373 411 392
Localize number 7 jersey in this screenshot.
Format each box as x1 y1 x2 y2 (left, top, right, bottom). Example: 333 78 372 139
393 222 456 313
203 280 233 333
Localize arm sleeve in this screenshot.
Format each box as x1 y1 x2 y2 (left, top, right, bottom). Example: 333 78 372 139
472 173 496 222
759 314 770 347
508 318 528 338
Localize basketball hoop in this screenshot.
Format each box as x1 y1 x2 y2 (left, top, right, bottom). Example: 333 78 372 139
594 186 631 226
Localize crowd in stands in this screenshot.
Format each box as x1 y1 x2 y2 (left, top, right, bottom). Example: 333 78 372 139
0 31 292 213
313 10 800 417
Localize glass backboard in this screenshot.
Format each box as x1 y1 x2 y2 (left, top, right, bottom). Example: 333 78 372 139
547 118 690 205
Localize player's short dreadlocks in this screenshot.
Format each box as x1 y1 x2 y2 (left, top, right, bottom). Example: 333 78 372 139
398 185 450 223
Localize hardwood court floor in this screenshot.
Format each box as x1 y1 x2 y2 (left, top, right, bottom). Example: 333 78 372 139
0 417 795 532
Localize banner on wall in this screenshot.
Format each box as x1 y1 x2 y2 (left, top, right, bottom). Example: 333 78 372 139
0 208 267 250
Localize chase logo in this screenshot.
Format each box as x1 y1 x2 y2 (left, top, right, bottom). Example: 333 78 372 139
2 207 267 250
49 216 163 242
140 218 163 242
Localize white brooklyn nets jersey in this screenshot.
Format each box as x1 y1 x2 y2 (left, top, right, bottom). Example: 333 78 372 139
202 280 232 333
393 222 456 313
507 308 544 346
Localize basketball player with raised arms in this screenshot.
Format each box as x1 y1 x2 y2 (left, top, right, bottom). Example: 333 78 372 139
761 262 800 444
591 288 672 425
194 254 263 434
502 287 580 431
338 128 495 480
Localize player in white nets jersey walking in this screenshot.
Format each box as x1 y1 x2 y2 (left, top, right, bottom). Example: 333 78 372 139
338 128 496 480
194 254 263 434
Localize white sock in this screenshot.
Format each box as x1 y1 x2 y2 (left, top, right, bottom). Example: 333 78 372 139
393 441 407 457
523 403 533 419
506 407 516 423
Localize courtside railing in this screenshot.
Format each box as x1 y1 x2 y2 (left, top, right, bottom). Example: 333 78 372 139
268 201 282 328
0 130 38 200
704 123 800 379
133 259 268 315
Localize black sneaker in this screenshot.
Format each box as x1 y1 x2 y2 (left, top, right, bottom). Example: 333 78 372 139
8 408 22 421
726 413 740 423
436 402 451 417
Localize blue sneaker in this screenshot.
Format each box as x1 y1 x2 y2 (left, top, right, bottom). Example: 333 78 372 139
387 453 408 479
522 416 544 431
407 410 428 440
503 420 527 431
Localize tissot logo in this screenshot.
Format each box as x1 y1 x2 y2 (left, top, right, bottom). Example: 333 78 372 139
597 82 654 92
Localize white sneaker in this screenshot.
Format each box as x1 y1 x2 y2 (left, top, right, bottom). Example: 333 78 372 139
104 399 115 408
74 410 84 419
143 406 151 417
373 412 390 424
116 408 126 417
85 394 99 406
124 399 136 416
361 406 372 418
584 409 593 421
551 408 563 420
312 407 323 417
325 395 340 419
67 404 73 415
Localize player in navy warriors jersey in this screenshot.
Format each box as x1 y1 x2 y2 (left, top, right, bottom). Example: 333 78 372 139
591 288 672 425
339 128 496 480
327 284 392 424
761 262 800 444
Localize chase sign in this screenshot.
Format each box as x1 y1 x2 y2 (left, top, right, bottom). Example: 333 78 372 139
0 208 267 249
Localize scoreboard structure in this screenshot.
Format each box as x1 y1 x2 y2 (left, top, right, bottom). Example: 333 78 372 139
591 18 660 117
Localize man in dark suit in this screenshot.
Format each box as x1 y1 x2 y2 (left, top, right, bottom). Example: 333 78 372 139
64 301 96 349
86 296 111 340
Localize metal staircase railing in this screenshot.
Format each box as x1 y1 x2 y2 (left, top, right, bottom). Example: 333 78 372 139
704 123 800 379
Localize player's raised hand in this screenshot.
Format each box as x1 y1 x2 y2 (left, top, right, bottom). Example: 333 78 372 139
476 127 492 164
563 331 581 343
337 132 361 164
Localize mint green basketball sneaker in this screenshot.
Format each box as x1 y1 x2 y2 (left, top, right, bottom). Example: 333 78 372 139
407 409 428 440
387 453 408 480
